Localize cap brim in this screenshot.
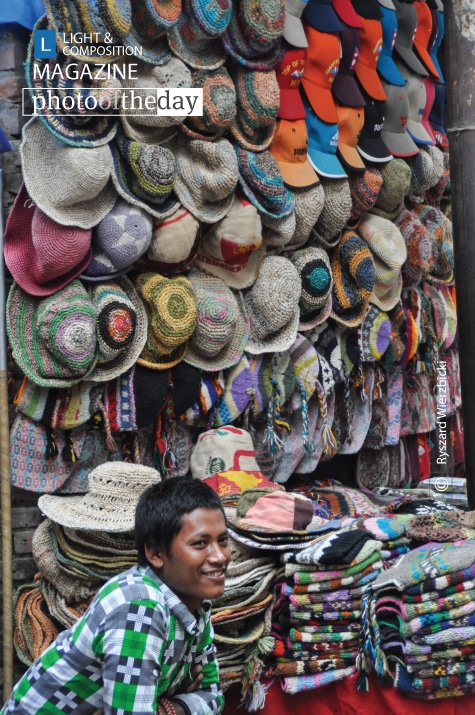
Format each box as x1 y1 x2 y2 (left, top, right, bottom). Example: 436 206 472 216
278 88 307 120
406 118 435 145
430 52 445 85
277 157 321 188
393 44 429 77
354 64 387 101
413 41 441 81
377 0 396 9
307 143 347 178
376 54 407 87
337 143 366 171
283 12 308 47
301 78 338 123
380 128 419 157
332 73 366 108
357 135 393 162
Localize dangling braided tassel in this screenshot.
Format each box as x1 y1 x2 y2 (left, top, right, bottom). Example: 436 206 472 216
240 647 268 713
315 382 337 457
294 378 315 455
96 398 119 452
373 364 385 401
122 432 133 463
133 432 141 464
44 425 59 460
61 429 78 463
263 377 289 455
344 375 354 444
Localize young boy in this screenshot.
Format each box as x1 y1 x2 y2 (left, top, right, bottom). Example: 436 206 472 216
2 477 231 715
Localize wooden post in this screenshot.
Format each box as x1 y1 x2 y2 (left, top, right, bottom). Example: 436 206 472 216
444 1 475 509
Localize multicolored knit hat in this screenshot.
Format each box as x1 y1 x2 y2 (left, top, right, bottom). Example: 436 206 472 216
167 6 227 69
133 272 198 369
285 183 325 250
187 0 232 36
330 230 375 327
356 445 390 490
311 177 352 249
181 67 237 141
358 213 407 311
26 18 120 148
338 365 375 454
196 194 264 289
414 204 454 284
214 354 253 426
174 135 239 223
371 157 412 221
348 168 384 224
80 198 153 281
110 128 179 220
190 425 260 478
288 333 321 406
393 207 433 288
185 268 250 370
88 276 147 383
4 184 92 297
439 285 458 350
382 301 407 366
222 0 285 70
235 147 295 218
133 362 201 428
20 118 116 230
230 67 280 151
309 321 343 385
7 280 98 389
183 371 225 426
358 304 391 362
245 255 301 354
129 0 181 45
290 247 333 330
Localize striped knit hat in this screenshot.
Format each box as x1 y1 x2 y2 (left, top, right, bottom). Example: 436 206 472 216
371 157 412 221
133 272 198 369
330 230 375 327
7 280 98 388
167 7 227 70
348 167 383 223
230 67 280 151
222 0 285 70
290 246 333 330
311 177 352 249
394 208 432 288
181 67 237 141
235 147 295 218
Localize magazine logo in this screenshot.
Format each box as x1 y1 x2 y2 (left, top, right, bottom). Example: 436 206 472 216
34 30 56 59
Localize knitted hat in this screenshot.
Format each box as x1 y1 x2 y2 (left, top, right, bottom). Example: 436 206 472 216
133 362 201 427
393 207 432 287
275 48 306 120
38 462 161 532
127 0 181 48
330 230 375 327
214 354 253 426
4 184 92 297
137 206 200 274
20 118 116 230
185 268 250 371
80 198 153 281
371 157 412 220
196 194 265 289
181 67 237 141
290 247 333 330
269 119 320 189
7 280 98 389
338 365 375 454
190 426 260 479
348 168 384 223
358 213 407 311
380 81 419 158
235 147 295 219
222 0 285 71
110 128 179 221
174 135 239 223
383 301 407 365
183 371 225 426
415 204 454 284
230 67 280 151
311 177 352 249
407 148 443 202
244 255 301 354
358 304 391 362
285 183 325 250
88 276 147 383
167 8 227 70
133 272 198 369
261 209 297 249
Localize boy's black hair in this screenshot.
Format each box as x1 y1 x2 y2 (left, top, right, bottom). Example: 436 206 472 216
135 476 226 566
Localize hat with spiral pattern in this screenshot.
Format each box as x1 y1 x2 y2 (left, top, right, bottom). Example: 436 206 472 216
230 67 280 151
330 230 375 327
290 247 333 330
181 67 237 141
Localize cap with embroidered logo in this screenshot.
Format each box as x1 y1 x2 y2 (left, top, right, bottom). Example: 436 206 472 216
353 17 387 101
357 94 393 163
331 23 366 108
275 48 306 120
301 25 340 124
377 5 406 86
269 118 320 188
381 80 419 157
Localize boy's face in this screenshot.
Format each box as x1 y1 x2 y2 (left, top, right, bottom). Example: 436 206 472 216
146 507 231 613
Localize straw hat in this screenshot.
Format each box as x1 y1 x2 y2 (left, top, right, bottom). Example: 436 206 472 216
38 462 161 532
20 118 117 230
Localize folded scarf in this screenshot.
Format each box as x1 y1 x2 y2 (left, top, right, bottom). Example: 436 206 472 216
289 628 359 644
405 562 475 596
281 665 357 693
292 562 382 593
273 656 356 677
402 589 475 620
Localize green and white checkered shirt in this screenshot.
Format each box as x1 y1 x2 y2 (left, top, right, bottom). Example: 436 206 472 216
2 566 224 715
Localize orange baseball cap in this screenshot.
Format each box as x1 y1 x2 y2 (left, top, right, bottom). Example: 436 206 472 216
336 105 366 171
353 17 387 102
269 118 320 188
301 25 340 124
413 1 440 81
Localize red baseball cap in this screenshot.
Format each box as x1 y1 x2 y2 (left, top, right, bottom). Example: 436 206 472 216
353 17 387 101
269 118 321 188
301 25 340 124
331 0 363 28
421 77 436 144
413 1 441 80
275 48 307 120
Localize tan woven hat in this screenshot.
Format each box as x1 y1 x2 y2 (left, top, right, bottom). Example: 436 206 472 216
38 462 161 532
20 118 117 230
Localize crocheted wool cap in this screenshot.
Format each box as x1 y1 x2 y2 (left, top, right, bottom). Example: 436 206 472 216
110 128 179 221
235 147 295 219
134 272 198 369
145 206 200 266
358 304 391 362
230 67 280 151
38 462 161 532
415 204 454 285
311 177 352 249
196 194 264 289
394 207 432 288
285 183 325 251
348 168 383 223
188 0 232 36
174 135 239 223
133 362 201 427
4 183 92 297
185 268 250 371
407 148 443 200
356 446 390 490
87 276 147 383
167 9 227 70
81 198 153 281
371 157 412 221
6 279 98 389
20 118 116 230
129 0 181 41
261 209 296 249
330 229 375 328
222 0 285 70
245 255 301 354
290 246 333 330
358 213 407 311
181 67 237 141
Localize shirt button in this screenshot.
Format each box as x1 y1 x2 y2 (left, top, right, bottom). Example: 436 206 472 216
153 670 159 677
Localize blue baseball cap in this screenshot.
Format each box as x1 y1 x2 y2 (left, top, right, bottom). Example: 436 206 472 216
303 0 343 32
430 10 445 84
302 92 347 178
377 6 406 86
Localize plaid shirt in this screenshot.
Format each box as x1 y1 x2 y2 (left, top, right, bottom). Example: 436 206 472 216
2 566 224 715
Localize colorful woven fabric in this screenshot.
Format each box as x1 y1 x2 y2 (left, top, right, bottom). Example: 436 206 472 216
281 665 357 692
